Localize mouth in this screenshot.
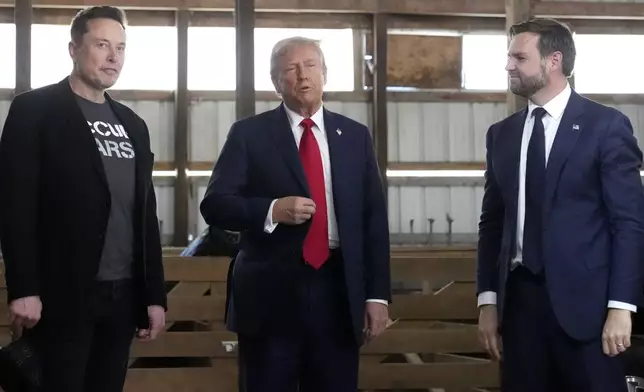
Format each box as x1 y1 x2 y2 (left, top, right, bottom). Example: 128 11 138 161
299 86 312 93
102 68 118 75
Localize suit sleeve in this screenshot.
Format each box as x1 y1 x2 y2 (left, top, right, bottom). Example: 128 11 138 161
362 126 391 303
200 122 274 232
0 95 42 302
139 120 167 310
476 125 504 299
599 112 644 307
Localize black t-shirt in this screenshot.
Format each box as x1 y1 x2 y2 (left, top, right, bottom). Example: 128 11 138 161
76 95 136 280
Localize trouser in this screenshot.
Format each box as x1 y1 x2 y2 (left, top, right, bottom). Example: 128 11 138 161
237 250 360 392
33 279 137 392
501 266 627 392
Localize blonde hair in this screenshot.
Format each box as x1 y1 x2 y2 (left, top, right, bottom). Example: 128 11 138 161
269 36 328 84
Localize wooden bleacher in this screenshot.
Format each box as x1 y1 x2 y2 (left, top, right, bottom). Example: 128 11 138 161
0 245 500 391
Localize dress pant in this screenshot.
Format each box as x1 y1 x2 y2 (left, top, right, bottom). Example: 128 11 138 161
33 279 137 392
501 266 627 392
237 250 360 392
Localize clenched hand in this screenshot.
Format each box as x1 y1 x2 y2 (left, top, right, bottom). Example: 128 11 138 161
272 196 316 225
137 305 166 342
602 308 632 356
9 296 42 330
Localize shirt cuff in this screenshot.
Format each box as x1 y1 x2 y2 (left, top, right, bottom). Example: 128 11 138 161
263 199 279 233
608 300 637 313
477 291 497 307
366 299 388 306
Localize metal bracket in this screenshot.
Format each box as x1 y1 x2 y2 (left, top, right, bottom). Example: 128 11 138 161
221 341 239 353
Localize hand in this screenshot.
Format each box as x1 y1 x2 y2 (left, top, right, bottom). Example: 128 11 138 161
9 296 42 330
137 305 165 342
363 302 389 342
602 308 632 356
272 196 316 225
478 305 502 361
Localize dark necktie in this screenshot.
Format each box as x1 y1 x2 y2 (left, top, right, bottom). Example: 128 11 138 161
522 107 547 275
299 118 329 269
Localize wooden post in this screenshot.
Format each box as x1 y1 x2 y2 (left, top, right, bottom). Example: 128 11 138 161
372 13 388 194
235 0 255 119
173 9 189 246
15 0 32 95
505 0 532 114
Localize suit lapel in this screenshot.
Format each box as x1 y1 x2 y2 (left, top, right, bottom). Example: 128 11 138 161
544 92 585 213
58 78 109 191
269 105 310 195
323 109 346 216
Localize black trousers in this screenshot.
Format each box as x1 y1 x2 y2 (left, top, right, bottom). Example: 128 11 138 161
33 279 137 392
237 250 360 392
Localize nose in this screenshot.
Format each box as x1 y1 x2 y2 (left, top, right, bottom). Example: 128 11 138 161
296 63 309 80
505 58 514 72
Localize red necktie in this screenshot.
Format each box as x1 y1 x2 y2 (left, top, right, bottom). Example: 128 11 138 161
299 118 329 269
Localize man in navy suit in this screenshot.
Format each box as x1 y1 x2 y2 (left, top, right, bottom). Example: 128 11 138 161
200 36 391 392
476 18 644 391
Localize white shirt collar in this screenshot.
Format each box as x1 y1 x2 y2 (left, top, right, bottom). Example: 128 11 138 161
527 83 571 120
283 103 325 132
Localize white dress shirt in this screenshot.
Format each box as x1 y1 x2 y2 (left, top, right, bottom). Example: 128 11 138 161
264 103 387 306
477 84 636 312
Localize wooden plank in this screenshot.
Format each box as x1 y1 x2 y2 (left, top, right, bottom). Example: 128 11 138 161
124 363 237 392
124 362 499 390
168 282 211 297
163 256 230 282
130 331 237 357
163 287 477 323
129 325 483 357
390 257 476 282
1 255 476 287
372 13 388 191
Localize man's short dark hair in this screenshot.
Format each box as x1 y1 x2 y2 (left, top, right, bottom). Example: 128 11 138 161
70 6 127 45
509 17 576 78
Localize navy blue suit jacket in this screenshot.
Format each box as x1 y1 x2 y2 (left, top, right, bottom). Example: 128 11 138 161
477 90 644 341
200 104 391 340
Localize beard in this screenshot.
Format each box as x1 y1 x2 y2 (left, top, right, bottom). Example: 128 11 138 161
509 66 547 98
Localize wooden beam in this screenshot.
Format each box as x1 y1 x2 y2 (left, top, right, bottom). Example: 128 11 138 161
234 0 255 119
173 9 189 246
372 13 388 192
505 0 531 114
16 0 507 15
15 0 32 94
534 1 644 20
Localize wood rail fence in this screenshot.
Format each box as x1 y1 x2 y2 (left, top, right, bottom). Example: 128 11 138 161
0 246 500 391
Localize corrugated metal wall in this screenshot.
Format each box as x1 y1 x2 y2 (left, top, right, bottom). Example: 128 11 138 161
2 98 644 242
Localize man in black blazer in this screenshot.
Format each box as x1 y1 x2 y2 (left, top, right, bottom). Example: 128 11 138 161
0 6 166 392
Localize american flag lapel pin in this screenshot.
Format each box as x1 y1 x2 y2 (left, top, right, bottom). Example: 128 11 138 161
572 124 580 131
336 128 342 135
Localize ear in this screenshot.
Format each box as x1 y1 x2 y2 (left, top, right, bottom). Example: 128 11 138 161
549 51 563 73
271 76 282 96
68 40 77 62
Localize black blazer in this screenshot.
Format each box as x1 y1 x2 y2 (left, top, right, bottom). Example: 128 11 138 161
0 78 166 329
